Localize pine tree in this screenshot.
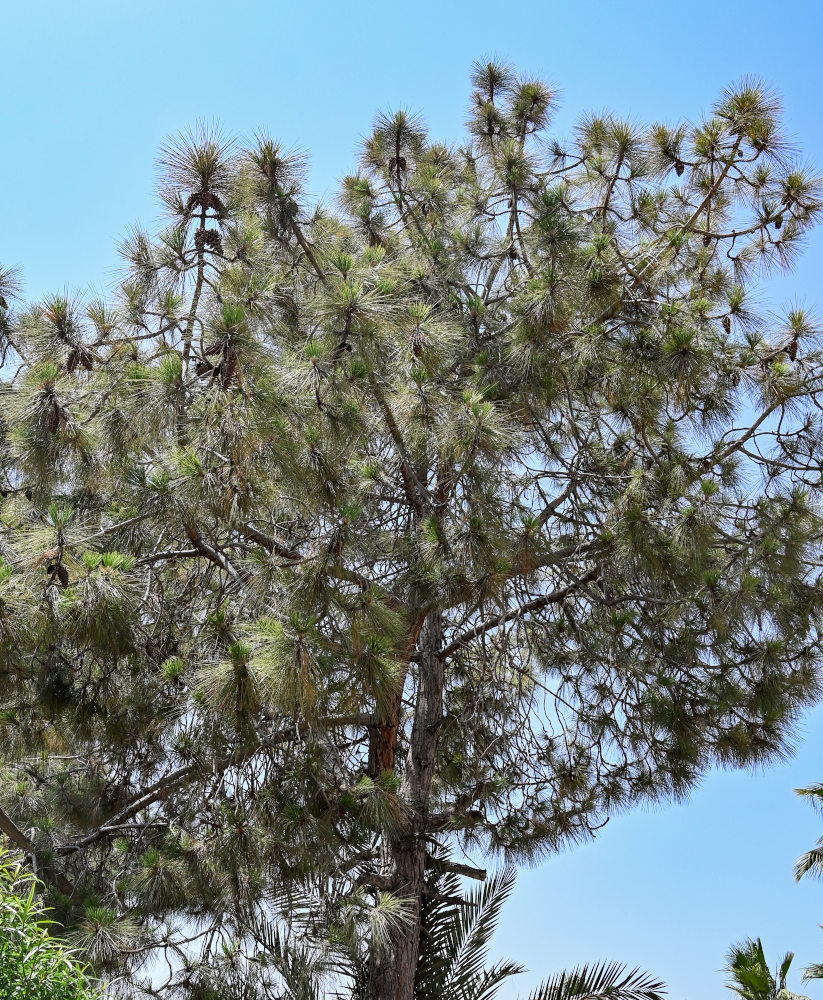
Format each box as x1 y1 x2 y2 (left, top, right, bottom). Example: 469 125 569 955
1 65 823 999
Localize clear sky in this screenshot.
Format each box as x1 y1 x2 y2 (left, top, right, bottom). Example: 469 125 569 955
3 1 823 997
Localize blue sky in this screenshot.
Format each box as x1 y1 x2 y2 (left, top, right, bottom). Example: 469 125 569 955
4 1 823 997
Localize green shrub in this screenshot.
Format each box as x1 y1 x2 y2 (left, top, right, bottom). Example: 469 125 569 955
0 850 97 1000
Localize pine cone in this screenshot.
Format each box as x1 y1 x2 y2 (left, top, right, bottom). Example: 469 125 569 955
194 229 207 252
67 347 93 373
203 229 223 254
788 337 799 362
410 328 427 357
674 161 685 176
210 193 227 219
222 347 238 388
333 338 353 361
46 563 69 587
185 192 201 216
47 399 61 434
722 315 731 334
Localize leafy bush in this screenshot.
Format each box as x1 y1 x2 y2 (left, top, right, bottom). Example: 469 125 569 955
0 850 97 1000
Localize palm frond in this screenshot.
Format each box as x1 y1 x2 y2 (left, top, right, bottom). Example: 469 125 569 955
415 864 521 1000
526 962 666 1000
801 926 823 984
472 960 526 1000
778 952 796 988
802 963 823 983
265 926 328 1000
727 938 772 999
441 866 519 997
795 843 823 881
795 784 823 816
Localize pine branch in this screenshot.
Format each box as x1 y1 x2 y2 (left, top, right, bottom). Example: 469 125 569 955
425 857 487 881
439 568 600 660
0 806 74 895
55 716 370 856
236 521 301 561
367 372 433 514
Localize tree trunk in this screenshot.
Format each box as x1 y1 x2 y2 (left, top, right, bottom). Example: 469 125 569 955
367 611 444 1000
366 834 426 1000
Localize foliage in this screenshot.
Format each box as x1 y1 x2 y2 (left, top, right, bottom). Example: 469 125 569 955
0 64 823 999
724 939 808 1000
791 785 823 982
793 784 823 882
413 863 523 1000
412 863 665 1000
267 860 666 1000
0 850 97 1000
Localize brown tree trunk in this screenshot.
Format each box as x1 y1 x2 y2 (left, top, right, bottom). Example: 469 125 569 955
368 614 424 778
366 834 427 1000
367 611 444 1000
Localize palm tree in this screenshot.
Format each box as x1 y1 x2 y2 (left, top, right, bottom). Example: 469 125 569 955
792 784 823 984
266 861 667 1000
724 939 809 1000
519 964 666 1000
794 785 823 883
412 864 524 1000
411 863 665 1000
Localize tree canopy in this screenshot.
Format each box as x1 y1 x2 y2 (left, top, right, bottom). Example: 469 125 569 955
1 63 823 999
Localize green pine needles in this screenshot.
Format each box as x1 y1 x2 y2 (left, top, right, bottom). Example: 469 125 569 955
0 63 822 999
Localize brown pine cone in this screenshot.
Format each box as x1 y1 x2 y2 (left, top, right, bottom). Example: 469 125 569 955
203 230 223 254
47 399 61 434
222 347 238 388
210 194 227 219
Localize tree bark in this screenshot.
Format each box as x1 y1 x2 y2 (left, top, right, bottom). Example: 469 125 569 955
367 611 444 1000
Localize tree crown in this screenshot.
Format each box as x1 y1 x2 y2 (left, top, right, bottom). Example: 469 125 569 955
0 65 822 995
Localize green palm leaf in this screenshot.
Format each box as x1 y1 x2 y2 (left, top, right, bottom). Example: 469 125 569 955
439 867 520 997
794 844 823 881
802 963 823 983
526 962 666 1000
415 864 523 1000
